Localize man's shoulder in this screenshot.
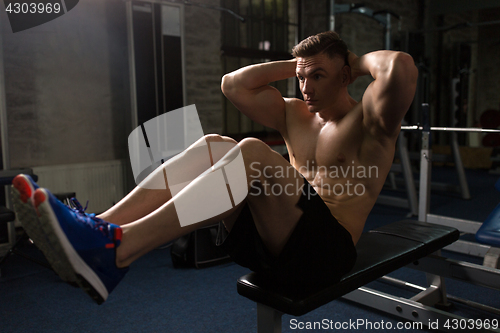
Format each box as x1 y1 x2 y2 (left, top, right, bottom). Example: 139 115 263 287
284 97 304 107
281 98 316 139
284 97 308 116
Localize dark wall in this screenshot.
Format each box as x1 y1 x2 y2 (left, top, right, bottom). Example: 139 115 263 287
2 0 130 168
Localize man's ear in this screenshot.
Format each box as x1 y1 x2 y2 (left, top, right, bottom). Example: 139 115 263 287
341 65 351 87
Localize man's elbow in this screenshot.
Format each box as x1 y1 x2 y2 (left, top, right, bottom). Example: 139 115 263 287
221 73 232 97
223 71 247 99
393 52 418 85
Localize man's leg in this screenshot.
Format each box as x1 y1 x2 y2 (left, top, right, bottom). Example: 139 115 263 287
116 137 305 266
27 136 305 303
230 137 306 257
11 134 240 291
98 134 239 226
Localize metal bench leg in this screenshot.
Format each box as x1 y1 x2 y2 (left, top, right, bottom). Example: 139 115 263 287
257 303 282 333
483 247 500 269
417 273 452 311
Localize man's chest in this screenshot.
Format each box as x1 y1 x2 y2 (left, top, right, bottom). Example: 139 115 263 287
285 114 365 171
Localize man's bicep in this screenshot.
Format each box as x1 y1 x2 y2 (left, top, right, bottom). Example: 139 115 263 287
362 63 418 135
229 85 287 132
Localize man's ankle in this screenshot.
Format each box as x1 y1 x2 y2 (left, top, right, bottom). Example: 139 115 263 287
115 246 130 268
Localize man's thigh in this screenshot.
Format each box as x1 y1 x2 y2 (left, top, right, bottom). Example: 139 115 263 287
235 138 306 257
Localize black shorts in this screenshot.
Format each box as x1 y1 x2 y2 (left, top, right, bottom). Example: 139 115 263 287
216 177 357 288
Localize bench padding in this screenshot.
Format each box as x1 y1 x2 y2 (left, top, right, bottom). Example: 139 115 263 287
237 220 459 316
476 202 500 247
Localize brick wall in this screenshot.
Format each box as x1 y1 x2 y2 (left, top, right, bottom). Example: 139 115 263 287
184 0 223 135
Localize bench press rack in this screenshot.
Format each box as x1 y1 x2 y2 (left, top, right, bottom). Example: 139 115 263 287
415 106 500 268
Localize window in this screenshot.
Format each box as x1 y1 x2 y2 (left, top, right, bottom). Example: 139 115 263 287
221 0 299 136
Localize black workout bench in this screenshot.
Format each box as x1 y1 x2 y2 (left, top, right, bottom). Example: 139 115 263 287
237 220 461 333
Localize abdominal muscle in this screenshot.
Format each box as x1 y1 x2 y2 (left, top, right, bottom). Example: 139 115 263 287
303 171 381 245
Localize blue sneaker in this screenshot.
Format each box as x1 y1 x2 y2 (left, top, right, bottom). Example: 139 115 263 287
12 175 76 283
68 197 96 219
34 187 128 304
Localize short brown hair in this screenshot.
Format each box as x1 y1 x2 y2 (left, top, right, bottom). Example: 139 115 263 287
292 31 348 64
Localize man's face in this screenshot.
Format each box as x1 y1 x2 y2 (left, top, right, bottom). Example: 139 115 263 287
296 53 347 113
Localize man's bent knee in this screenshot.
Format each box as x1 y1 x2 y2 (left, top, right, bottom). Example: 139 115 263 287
239 137 270 152
239 138 275 167
239 138 291 180
202 134 239 163
204 134 237 145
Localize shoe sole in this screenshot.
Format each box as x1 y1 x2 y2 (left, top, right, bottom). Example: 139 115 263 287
34 189 109 304
12 175 76 283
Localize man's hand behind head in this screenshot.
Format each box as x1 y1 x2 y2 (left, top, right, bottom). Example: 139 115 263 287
347 51 361 85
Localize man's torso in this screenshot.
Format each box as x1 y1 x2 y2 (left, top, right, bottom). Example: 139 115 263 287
281 98 397 244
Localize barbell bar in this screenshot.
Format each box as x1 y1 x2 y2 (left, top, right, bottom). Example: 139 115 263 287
401 126 500 133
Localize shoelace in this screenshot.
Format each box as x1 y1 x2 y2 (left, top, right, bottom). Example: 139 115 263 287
68 197 112 240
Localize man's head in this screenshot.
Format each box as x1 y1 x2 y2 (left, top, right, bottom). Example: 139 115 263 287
292 31 351 114
292 31 348 63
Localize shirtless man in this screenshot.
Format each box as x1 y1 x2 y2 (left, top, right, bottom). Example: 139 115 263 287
12 31 418 304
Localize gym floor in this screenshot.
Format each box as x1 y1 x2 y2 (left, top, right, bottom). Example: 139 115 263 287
0 166 498 333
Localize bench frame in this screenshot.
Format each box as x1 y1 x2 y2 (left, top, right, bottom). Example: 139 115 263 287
418 125 500 267
237 220 500 333
248 255 500 333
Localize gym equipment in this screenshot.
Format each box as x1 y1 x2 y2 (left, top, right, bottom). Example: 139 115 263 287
0 17 12 254
402 126 500 133
387 104 500 216
237 220 467 332
476 179 500 268
378 116 488 215
0 206 16 269
237 201 500 332
377 130 419 216
170 224 231 269
416 108 500 267
330 2 400 50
